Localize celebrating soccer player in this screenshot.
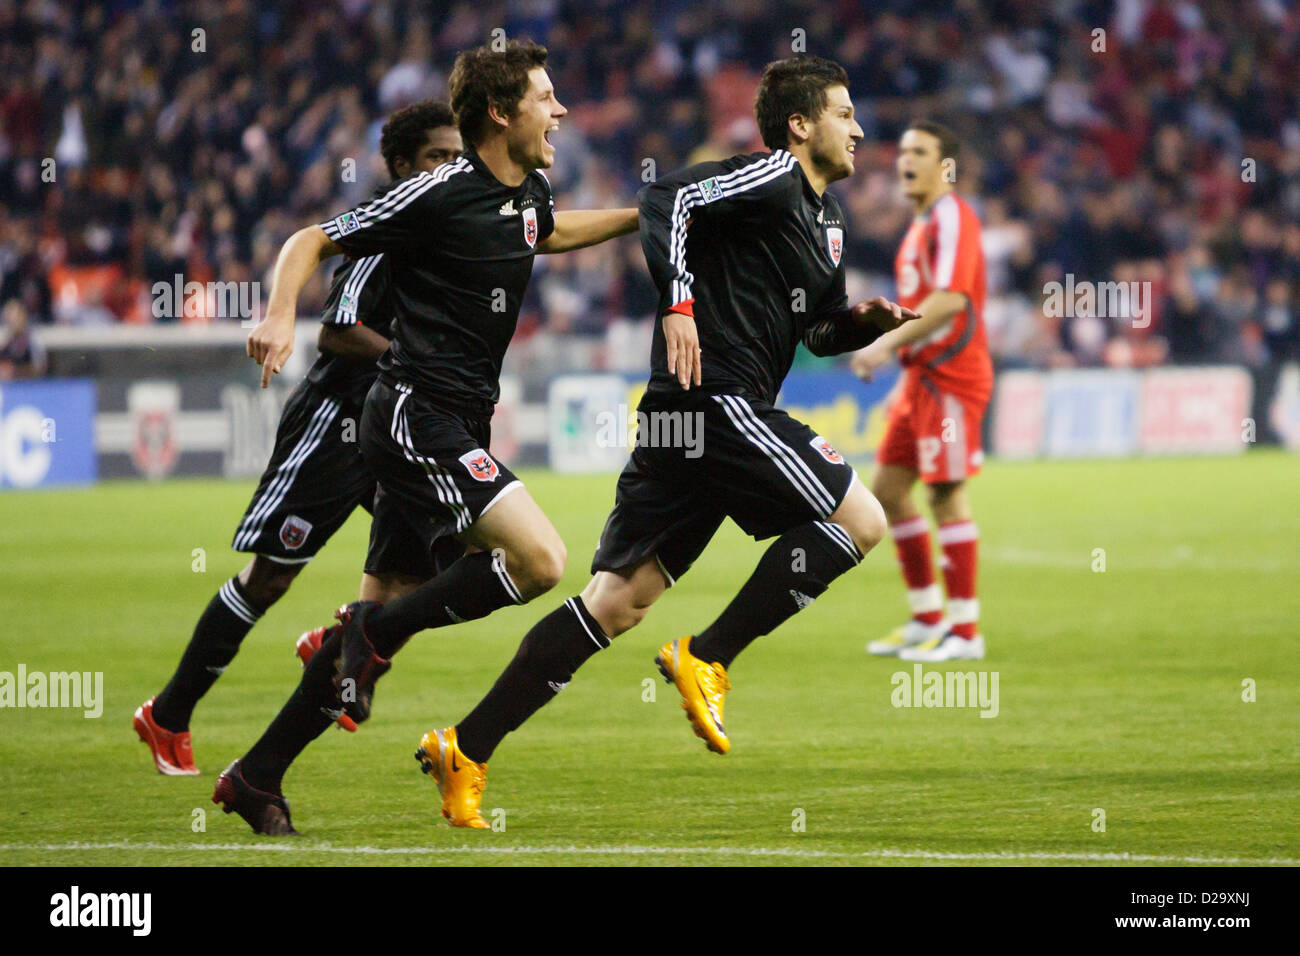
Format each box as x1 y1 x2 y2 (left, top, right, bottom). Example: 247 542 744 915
134 101 464 776
216 40 637 834
854 121 992 662
412 56 918 828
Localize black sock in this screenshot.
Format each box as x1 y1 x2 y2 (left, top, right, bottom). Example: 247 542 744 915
239 627 344 795
153 578 264 732
456 596 609 763
364 551 523 658
692 521 863 670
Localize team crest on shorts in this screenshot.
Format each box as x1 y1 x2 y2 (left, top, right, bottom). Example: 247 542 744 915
459 448 499 482
810 435 845 464
826 227 843 266
279 515 313 550
522 207 538 248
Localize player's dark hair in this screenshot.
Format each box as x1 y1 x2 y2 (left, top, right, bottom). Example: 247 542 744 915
755 56 851 151
449 39 549 147
905 120 961 161
379 100 456 178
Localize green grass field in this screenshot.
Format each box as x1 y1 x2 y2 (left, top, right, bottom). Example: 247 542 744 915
1 454 1297 866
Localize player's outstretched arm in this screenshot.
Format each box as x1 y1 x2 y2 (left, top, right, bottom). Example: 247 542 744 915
537 208 638 254
803 296 921 357
248 225 342 387
850 290 964 380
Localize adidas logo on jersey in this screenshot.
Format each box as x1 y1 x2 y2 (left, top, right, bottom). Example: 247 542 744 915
499 200 517 215
790 590 814 609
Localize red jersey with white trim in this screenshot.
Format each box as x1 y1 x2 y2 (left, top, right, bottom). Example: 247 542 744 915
893 192 992 403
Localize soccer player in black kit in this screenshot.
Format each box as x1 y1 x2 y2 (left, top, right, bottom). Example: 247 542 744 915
418 56 920 828
133 101 463 776
217 40 637 834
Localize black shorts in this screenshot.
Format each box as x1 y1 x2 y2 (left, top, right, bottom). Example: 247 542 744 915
232 380 374 562
360 377 522 579
591 390 857 584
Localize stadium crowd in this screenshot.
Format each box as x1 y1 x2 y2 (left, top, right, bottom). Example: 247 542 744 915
1 0 1297 389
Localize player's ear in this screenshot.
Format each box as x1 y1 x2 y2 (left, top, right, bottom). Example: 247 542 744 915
787 113 811 146
487 100 512 132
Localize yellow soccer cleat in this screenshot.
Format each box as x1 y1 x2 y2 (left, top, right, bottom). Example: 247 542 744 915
414 726 489 829
655 636 731 754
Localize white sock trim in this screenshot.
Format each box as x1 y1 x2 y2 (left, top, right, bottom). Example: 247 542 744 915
937 521 978 545
948 597 980 624
907 584 944 615
890 516 929 541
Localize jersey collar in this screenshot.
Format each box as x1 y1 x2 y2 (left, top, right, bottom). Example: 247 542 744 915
781 149 827 212
461 146 534 192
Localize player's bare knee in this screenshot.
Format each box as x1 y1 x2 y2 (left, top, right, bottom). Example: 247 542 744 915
856 500 888 553
242 557 301 608
515 541 566 598
604 600 649 637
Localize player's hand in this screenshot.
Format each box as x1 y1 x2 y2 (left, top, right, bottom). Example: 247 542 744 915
247 316 295 388
663 310 702 390
851 296 920 331
850 344 888 382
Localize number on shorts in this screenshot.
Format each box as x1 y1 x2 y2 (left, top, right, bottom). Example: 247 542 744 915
919 437 942 474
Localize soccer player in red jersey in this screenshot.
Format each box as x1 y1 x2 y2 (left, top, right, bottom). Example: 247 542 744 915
852 120 992 661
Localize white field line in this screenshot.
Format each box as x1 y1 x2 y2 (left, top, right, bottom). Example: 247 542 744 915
0 842 1293 865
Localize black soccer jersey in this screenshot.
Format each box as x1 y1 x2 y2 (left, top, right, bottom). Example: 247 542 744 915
638 148 882 405
304 251 394 409
318 147 555 414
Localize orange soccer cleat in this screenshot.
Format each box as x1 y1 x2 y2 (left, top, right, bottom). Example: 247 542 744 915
415 727 490 829
133 697 200 775
655 636 732 754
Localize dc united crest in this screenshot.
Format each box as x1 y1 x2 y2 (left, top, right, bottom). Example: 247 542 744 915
826 227 843 266
810 435 845 464
459 448 500 482
279 515 313 550
522 207 538 248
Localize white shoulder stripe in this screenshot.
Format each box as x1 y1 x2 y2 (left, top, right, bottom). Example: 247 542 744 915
337 254 384 325
323 159 471 239
667 152 796 303
933 193 961 289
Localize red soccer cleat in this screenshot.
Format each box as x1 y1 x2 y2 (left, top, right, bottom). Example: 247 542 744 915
212 760 299 836
133 697 200 775
295 627 358 732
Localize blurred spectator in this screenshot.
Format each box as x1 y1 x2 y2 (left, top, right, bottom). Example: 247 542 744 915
0 0 1294 381
0 299 47 379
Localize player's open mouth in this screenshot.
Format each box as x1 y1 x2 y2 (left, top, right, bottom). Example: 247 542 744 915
544 124 558 145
